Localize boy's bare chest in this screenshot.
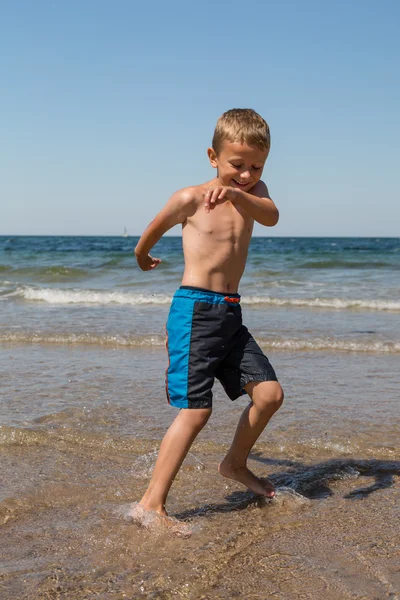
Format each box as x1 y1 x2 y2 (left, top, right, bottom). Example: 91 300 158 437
189 201 253 241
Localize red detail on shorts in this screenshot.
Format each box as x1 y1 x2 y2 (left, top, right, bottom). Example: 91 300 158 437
224 296 240 304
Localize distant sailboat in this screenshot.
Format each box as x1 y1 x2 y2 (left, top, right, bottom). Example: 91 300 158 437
122 227 129 238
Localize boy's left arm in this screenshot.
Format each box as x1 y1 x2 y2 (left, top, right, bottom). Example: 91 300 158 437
205 181 279 227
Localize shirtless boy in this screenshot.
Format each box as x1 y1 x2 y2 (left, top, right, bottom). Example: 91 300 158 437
132 108 284 531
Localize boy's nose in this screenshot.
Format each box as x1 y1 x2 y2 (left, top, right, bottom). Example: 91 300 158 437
240 169 251 180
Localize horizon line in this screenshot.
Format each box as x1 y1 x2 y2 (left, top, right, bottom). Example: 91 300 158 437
0 234 398 239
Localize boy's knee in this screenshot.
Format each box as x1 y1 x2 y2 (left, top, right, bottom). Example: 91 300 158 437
181 407 212 431
254 381 284 412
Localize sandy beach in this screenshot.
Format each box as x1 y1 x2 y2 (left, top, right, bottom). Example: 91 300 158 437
1 343 399 599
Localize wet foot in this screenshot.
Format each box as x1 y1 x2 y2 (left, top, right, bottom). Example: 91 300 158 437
218 459 275 498
126 503 192 538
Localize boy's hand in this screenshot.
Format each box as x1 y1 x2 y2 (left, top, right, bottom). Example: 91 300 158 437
135 251 162 271
204 186 239 212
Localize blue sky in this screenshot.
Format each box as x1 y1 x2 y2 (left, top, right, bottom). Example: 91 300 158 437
1 0 399 236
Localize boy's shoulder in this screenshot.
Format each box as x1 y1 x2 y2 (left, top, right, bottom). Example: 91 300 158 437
169 182 210 209
174 182 208 201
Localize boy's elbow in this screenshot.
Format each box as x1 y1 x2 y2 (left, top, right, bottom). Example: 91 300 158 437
271 207 279 226
263 206 279 227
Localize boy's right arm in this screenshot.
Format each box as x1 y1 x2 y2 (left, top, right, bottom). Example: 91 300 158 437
134 188 196 271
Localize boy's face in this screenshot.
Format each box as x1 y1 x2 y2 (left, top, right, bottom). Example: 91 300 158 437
207 141 269 192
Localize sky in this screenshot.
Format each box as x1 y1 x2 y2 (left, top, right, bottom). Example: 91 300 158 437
1 0 399 237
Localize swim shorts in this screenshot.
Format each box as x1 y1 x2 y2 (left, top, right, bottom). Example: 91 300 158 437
165 286 278 409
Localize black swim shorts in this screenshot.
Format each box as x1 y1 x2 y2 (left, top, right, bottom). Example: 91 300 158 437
165 286 278 409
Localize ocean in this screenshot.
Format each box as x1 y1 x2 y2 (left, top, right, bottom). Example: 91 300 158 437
1 235 399 599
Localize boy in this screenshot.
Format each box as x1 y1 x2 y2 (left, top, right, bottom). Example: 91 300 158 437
132 109 284 532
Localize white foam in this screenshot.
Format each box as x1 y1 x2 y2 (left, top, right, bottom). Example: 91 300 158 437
307 438 357 454
20 288 172 305
241 296 400 311
16 287 400 312
0 331 165 347
118 503 193 537
273 487 311 508
262 338 400 354
1 331 399 353
131 450 159 478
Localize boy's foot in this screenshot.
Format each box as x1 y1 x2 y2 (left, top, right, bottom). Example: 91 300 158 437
218 459 275 498
127 503 192 538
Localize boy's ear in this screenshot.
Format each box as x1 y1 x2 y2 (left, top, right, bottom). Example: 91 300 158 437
207 147 218 168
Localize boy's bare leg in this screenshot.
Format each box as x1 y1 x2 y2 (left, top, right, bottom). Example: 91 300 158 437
219 381 283 498
134 407 212 515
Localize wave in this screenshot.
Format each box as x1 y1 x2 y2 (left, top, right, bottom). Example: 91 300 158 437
13 288 172 305
1 427 397 481
243 296 400 311
264 338 400 353
0 332 165 347
0 265 92 280
0 424 147 452
298 259 398 269
2 331 399 353
8 287 400 312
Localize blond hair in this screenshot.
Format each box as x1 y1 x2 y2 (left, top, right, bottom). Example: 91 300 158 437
212 108 270 156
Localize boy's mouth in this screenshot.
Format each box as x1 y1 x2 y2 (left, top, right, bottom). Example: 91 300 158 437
232 179 251 188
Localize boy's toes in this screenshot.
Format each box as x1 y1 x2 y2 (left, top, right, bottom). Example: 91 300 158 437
260 478 275 498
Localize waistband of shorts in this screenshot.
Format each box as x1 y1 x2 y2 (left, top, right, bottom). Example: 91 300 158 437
174 285 241 304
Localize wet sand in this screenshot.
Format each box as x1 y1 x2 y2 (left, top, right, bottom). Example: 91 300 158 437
0 345 399 599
